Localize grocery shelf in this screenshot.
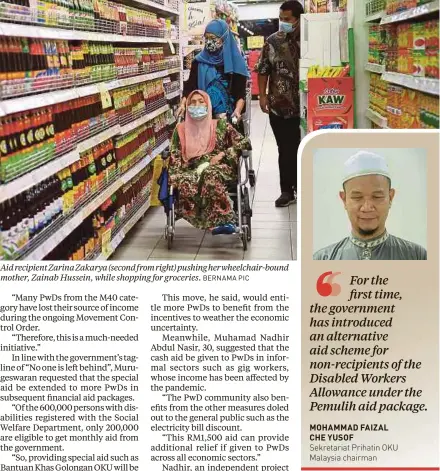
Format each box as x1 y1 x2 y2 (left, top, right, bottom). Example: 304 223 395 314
21 139 169 261
120 140 168 185
119 104 170 135
366 108 388 128
381 72 440 96
96 199 151 260
365 10 385 22
129 0 179 15
0 21 179 43
365 63 385 74
0 125 121 204
0 68 181 116
380 0 439 24
0 105 170 203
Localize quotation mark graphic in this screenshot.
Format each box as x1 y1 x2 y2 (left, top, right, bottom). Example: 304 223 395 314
316 271 342 297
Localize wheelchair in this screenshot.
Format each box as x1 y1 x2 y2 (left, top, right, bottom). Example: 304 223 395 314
158 121 253 251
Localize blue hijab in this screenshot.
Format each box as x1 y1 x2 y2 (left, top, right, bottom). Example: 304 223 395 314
195 19 249 91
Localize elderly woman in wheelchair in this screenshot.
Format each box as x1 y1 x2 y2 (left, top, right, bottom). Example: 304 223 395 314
167 90 251 235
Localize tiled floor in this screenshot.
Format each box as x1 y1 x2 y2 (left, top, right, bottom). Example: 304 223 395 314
111 103 297 261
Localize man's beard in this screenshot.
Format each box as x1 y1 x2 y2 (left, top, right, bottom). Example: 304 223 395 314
358 227 379 237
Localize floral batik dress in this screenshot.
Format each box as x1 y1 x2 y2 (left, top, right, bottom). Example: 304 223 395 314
169 119 250 230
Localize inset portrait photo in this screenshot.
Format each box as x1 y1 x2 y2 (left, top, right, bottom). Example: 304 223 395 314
313 148 427 261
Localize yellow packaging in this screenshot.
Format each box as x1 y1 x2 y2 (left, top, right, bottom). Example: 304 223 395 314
150 156 164 206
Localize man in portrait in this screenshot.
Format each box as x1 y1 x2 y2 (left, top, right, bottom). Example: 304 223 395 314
313 151 427 260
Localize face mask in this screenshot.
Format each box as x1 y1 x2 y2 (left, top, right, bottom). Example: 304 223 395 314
279 21 296 33
205 38 223 53
188 105 208 120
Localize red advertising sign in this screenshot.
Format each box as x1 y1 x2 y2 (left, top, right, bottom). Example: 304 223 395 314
307 77 354 131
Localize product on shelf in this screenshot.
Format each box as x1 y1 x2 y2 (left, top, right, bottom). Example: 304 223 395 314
0 175 63 258
0 0 180 262
113 84 147 124
307 0 347 13
368 24 390 65
0 120 170 261
385 84 439 128
0 107 55 182
163 78 180 95
70 41 116 85
0 37 73 99
112 78 166 124
114 125 154 175
0 93 116 183
369 72 388 117
385 0 433 14
307 65 350 78
371 17 440 78
0 0 171 38
42 163 154 260
395 20 438 76
0 37 180 100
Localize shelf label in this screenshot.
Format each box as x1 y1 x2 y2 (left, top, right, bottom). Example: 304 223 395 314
98 83 112 110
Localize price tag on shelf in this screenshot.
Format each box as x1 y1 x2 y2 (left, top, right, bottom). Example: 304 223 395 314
168 39 176 55
102 229 113 258
98 83 112 110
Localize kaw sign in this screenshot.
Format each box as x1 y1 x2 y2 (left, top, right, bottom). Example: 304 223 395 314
317 88 345 106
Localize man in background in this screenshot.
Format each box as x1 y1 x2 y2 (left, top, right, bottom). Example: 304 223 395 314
313 151 427 260
256 0 303 207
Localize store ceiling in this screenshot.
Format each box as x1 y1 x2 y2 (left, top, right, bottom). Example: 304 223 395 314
238 19 278 37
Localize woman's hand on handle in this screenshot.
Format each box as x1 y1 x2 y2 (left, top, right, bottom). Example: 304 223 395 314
231 109 241 123
176 98 187 118
232 98 245 123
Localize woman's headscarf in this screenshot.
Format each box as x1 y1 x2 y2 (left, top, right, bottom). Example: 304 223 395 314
177 90 217 162
196 19 249 91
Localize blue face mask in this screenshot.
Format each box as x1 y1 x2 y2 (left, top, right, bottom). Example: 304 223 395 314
279 21 296 33
188 105 208 120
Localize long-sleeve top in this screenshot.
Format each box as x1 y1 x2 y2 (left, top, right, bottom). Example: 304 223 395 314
183 60 247 106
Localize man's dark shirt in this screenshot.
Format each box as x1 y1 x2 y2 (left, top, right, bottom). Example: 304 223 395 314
256 30 300 119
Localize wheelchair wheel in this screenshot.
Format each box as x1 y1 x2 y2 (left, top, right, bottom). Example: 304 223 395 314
167 229 173 250
166 204 175 250
241 227 248 251
241 187 252 242
249 170 256 187
246 214 252 241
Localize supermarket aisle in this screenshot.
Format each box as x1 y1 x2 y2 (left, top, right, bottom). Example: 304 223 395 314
111 103 297 261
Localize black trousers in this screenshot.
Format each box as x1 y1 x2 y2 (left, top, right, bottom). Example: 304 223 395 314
269 113 300 194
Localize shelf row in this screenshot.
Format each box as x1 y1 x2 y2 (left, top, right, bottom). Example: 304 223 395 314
0 21 179 43
128 0 179 16
0 104 172 203
381 0 439 25
366 108 388 128
365 0 439 23
20 139 169 261
0 68 181 116
364 67 439 96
